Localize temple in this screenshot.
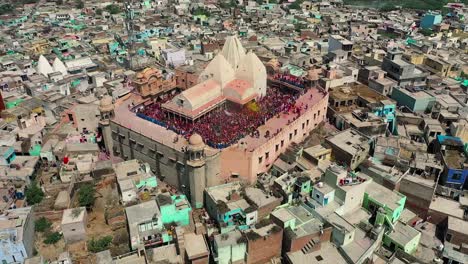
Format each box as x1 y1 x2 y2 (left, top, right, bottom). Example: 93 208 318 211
107 36 328 205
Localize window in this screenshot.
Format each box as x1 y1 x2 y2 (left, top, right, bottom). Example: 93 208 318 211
302 123 305 130
265 152 269 160
306 120 310 126
258 156 263 164
289 133 292 140
294 129 297 136
275 144 279 152
281 140 284 147
315 256 323 261
451 173 462 181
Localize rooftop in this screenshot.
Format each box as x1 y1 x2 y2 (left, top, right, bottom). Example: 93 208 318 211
61 207 86 225
365 182 405 211
184 233 209 259
115 87 326 150
326 129 370 155
386 222 421 246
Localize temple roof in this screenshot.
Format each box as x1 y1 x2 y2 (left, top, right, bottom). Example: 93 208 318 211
221 35 246 70
36 55 53 77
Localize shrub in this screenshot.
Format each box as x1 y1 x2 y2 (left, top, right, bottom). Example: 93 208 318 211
35 217 51 232
88 236 113 253
44 232 62 244
25 183 44 205
78 184 96 207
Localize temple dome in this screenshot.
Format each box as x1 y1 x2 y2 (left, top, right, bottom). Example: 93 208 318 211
189 133 204 146
99 95 114 112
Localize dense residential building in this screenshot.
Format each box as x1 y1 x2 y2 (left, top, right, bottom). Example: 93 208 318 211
1 0 466 263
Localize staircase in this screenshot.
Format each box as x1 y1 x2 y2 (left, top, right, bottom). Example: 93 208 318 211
301 238 319 254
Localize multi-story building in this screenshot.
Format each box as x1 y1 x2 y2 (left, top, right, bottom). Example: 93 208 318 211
382 49 429 86
0 207 34 263
325 129 371 170
434 135 468 190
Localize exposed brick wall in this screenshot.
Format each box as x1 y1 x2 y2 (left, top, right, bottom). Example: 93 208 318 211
447 230 468 247
247 230 283 264
257 199 282 219
285 227 332 253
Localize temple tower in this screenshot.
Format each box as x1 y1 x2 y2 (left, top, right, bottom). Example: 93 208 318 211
98 95 115 156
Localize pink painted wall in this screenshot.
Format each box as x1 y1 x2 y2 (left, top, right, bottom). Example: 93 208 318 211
221 92 329 183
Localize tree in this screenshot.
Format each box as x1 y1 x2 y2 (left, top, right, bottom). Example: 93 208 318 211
289 0 303 10
75 0 84 9
88 236 113 253
0 4 14 15
78 184 96 207
35 217 52 232
95 8 102 15
25 183 44 205
44 232 62 244
420 28 434 36
105 4 121 14
193 7 210 17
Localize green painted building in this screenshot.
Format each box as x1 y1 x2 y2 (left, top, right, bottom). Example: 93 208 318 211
157 194 192 227
363 182 406 226
382 221 421 254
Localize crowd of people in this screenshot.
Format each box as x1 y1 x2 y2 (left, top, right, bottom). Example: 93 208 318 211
273 73 307 88
137 88 301 148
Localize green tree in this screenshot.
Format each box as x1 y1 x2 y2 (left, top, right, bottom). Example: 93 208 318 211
88 236 113 253
75 0 84 9
193 7 210 17
0 4 14 15
420 28 434 36
289 0 303 10
25 183 44 205
35 217 52 232
105 4 121 14
78 184 96 207
96 8 102 15
44 232 62 244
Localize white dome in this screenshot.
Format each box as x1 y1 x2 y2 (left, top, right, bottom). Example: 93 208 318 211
36 55 53 77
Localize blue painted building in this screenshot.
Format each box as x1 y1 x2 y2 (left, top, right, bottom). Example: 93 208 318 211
0 146 16 166
370 99 397 134
421 12 442 29
434 135 468 190
0 207 34 263
205 182 257 232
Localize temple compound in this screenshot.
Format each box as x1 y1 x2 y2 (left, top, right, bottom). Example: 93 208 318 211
104 36 329 208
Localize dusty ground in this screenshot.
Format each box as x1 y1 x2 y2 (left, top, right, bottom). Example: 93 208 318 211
34 222 65 261
35 180 129 262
